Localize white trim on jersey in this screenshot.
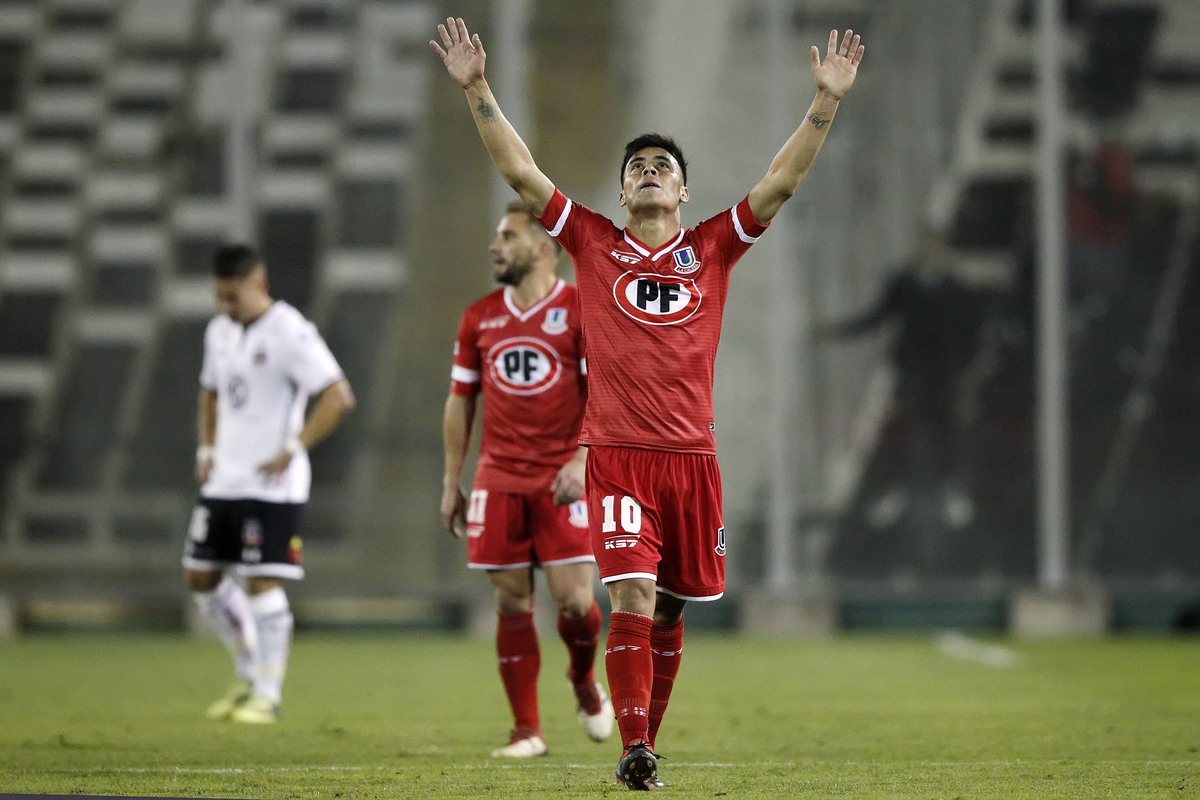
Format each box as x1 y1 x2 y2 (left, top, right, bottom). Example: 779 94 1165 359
651 230 685 262
503 278 567 322
622 229 685 262
545 197 572 237
451 364 481 384
731 204 762 244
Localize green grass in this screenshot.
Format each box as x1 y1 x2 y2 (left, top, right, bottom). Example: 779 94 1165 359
1 630 1198 798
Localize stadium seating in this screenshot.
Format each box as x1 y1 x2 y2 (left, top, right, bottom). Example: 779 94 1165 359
0 0 432 587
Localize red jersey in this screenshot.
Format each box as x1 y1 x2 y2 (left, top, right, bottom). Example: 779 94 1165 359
450 278 586 493
539 188 768 453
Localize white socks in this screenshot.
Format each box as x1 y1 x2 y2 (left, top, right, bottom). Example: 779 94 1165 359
192 576 257 683
193 578 294 706
248 586 293 705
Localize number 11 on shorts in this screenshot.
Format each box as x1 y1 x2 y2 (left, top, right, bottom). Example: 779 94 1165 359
600 494 642 533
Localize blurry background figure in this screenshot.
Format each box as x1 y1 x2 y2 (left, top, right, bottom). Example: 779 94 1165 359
1066 128 1140 338
817 228 989 567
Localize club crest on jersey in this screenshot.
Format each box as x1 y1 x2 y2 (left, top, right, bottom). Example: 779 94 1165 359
542 307 568 335
612 271 702 326
227 375 249 409
488 336 562 395
672 246 700 274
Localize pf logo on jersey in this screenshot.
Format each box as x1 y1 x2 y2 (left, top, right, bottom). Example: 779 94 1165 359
488 336 562 395
612 271 702 326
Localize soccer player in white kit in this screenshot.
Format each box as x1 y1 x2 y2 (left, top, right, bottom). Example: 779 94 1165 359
183 244 355 723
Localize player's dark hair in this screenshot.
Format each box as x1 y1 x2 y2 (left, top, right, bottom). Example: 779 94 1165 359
621 133 688 186
505 201 562 253
212 244 263 279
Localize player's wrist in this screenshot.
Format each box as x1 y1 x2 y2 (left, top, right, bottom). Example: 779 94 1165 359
284 437 306 456
196 444 214 463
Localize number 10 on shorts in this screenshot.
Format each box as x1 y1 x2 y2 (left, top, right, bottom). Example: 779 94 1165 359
600 495 641 533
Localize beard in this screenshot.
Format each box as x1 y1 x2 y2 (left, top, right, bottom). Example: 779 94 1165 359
494 260 532 286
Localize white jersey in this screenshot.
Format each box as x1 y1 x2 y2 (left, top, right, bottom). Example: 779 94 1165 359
199 301 343 503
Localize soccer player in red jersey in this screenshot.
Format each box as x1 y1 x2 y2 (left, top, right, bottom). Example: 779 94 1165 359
432 17 864 789
442 202 613 758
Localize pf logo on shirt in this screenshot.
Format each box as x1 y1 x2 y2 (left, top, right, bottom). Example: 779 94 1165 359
488 336 562 395
612 271 702 325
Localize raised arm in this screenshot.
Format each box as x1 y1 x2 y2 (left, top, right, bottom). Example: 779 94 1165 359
747 29 865 225
430 17 555 216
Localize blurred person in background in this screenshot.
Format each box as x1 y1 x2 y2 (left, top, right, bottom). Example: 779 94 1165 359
183 244 355 724
432 16 863 789
1066 128 1140 337
441 202 611 759
817 227 984 539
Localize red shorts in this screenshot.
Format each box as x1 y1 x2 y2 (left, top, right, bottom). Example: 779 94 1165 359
465 488 594 570
585 446 726 600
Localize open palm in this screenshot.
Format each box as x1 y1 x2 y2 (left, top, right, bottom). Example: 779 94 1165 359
811 29 864 99
430 16 486 88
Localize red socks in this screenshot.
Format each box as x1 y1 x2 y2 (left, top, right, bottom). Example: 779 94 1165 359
496 611 541 736
605 611 654 746
647 618 684 748
558 601 603 714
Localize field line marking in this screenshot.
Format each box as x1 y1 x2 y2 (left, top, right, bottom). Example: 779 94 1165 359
935 630 1021 668
36 758 1200 777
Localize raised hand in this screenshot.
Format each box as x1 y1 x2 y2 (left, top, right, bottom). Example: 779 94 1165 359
811 29 864 100
430 16 486 89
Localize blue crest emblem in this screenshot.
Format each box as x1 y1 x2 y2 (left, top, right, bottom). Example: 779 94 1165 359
542 307 568 335
672 246 700 274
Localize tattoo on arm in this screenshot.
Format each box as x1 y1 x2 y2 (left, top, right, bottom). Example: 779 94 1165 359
808 111 830 130
476 98 496 122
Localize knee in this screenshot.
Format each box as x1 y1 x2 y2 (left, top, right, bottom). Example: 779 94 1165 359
246 577 282 595
185 569 220 593
553 586 595 618
494 586 534 615
608 580 656 617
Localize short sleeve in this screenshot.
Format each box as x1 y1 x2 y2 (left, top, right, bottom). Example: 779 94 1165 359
199 319 219 391
282 318 343 394
450 309 481 396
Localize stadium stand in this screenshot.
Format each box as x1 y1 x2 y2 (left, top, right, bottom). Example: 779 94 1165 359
826 0 1200 601
0 0 431 600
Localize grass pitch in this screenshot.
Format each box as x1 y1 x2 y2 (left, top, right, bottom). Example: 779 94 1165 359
1 629 1198 798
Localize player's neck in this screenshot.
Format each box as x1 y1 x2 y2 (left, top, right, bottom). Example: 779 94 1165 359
625 208 682 249
240 297 275 327
510 271 557 310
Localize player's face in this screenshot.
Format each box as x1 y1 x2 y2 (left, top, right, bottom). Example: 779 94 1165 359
489 213 539 286
213 268 268 324
620 147 688 212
